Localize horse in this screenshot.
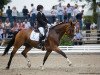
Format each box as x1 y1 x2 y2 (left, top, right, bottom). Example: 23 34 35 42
2 21 75 69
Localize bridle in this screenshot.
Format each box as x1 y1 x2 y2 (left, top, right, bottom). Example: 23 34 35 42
65 22 75 37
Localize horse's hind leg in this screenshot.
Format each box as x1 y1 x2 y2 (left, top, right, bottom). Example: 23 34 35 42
6 46 21 69
21 44 32 68
6 40 24 69
55 47 72 66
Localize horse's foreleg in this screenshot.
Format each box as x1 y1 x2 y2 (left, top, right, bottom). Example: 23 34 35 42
43 51 52 65
21 45 32 68
41 50 52 70
55 48 72 66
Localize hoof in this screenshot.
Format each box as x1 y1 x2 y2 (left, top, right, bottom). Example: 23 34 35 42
39 65 44 70
40 66 45 71
27 63 31 68
6 67 9 70
41 66 44 71
69 63 72 67
27 60 31 68
2 54 5 56
40 65 42 68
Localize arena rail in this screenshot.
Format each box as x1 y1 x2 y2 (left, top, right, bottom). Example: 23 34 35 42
0 46 100 54
82 30 100 44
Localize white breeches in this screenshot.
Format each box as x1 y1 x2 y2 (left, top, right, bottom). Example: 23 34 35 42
38 27 45 36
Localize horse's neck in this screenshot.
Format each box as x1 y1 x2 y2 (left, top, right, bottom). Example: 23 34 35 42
49 24 67 43
57 28 66 41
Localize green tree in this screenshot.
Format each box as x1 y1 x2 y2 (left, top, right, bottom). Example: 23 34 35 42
85 0 97 23
0 0 11 10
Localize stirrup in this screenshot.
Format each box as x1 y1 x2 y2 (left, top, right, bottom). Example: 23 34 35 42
37 43 42 49
37 40 45 49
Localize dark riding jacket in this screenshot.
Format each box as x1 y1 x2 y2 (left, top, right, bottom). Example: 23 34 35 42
37 12 48 28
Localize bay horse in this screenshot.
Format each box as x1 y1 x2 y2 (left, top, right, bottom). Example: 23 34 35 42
2 22 75 69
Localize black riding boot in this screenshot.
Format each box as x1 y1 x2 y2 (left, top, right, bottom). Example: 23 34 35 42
37 35 45 49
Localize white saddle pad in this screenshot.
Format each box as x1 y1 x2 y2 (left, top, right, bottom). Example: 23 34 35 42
30 30 39 41
30 24 53 41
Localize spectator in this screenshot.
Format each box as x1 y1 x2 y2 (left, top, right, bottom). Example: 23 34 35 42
23 19 31 29
0 19 4 28
51 6 57 23
0 9 3 20
0 19 4 39
90 23 97 30
72 29 83 45
85 21 91 39
51 18 60 26
75 19 80 31
64 7 67 23
11 21 19 32
22 6 29 20
57 3 64 22
4 18 11 38
6 6 12 22
66 3 73 22
17 20 25 31
85 21 91 30
12 6 18 21
73 4 80 19
6 20 18 38
17 20 25 30
76 10 84 30
97 3 100 42
30 4 36 27
97 4 100 29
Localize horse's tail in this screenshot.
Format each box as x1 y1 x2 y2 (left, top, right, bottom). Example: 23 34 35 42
2 31 18 56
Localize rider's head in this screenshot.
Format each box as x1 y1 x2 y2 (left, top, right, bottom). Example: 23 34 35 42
37 5 44 12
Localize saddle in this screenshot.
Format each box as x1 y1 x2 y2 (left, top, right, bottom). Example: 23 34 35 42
30 27 48 50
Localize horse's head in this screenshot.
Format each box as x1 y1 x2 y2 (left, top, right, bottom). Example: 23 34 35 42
50 21 75 41
65 21 75 38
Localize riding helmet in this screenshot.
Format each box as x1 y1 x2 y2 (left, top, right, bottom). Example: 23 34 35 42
37 5 43 11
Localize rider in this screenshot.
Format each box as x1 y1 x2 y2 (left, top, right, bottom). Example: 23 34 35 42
36 5 48 48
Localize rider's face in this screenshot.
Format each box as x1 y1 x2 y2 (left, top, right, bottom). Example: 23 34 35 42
40 8 43 12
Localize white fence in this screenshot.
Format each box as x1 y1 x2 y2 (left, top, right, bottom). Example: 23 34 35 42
0 46 100 54
82 30 100 43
